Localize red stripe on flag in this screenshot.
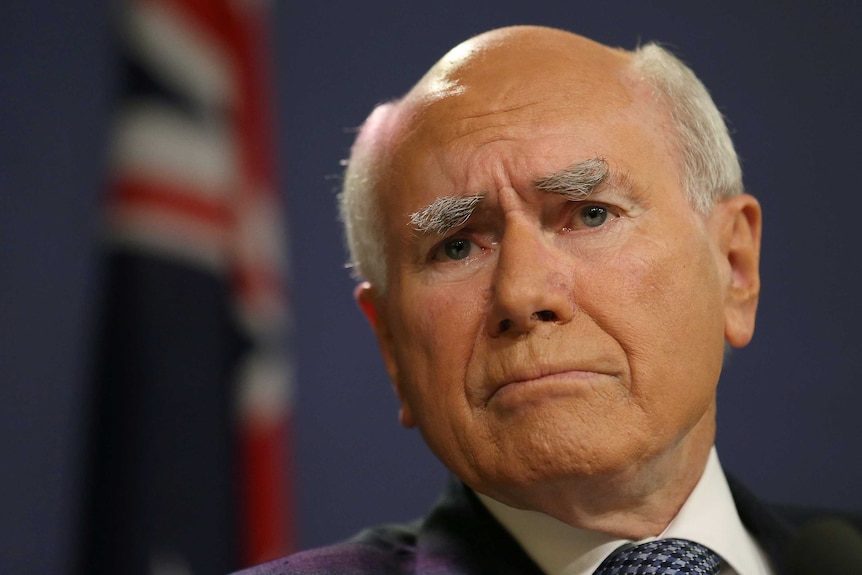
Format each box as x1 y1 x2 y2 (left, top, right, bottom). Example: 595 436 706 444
110 177 235 229
145 0 234 52
239 414 295 564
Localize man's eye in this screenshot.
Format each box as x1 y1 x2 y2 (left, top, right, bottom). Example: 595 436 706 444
438 238 473 261
580 205 608 227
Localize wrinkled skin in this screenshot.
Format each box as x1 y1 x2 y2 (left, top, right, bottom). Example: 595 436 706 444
355 26 761 538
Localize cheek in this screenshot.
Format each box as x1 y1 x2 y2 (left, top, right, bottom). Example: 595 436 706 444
406 284 484 348
387 282 492 467
617 227 723 333
588 231 725 404
391 281 487 402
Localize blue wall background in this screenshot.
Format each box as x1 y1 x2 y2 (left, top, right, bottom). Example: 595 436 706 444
1 2 860 572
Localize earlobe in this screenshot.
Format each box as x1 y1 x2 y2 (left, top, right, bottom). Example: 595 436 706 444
354 282 416 429
715 194 762 348
398 405 416 428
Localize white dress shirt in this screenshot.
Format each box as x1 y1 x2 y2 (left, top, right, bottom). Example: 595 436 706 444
476 448 774 575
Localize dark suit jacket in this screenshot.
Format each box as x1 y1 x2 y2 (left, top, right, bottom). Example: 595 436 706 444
234 476 854 575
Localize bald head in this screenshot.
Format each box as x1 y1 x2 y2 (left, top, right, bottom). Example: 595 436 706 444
395 27 638 157
340 26 742 288
406 26 632 109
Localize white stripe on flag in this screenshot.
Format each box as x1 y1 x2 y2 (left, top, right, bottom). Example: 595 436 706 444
233 189 290 333
111 102 238 199
126 0 235 107
236 349 294 426
105 205 230 271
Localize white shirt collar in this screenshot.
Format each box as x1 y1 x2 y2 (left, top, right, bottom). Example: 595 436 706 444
476 448 773 575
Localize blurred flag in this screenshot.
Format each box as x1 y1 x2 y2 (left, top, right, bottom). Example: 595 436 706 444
78 1 293 573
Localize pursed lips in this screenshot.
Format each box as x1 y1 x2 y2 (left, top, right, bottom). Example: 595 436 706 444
483 364 620 406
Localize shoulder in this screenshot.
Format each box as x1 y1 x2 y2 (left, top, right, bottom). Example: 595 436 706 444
231 521 420 575
727 473 862 572
771 503 862 532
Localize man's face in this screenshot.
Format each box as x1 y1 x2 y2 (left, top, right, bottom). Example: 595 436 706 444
358 31 759 509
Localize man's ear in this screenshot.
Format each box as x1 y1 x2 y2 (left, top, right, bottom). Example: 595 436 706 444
711 194 762 348
354 282 416 428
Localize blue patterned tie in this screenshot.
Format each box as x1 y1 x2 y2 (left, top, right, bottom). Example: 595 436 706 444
593 538 721 575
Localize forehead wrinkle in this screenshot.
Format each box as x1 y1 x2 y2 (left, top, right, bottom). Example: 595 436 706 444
443 100 542 123
409 194 485 234
533 157 610 201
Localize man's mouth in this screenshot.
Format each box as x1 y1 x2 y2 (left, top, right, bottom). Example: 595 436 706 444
486 366 618 408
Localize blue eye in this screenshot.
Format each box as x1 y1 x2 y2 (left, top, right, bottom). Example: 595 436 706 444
441 238 472 261
580 205 608 227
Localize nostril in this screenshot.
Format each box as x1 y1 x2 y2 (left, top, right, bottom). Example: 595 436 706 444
498 319 514 333
533 310 557 322
494 311 558 336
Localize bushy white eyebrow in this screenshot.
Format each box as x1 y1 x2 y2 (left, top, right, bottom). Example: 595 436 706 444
409 194 484 234
408 158 610 234
533 157 609 200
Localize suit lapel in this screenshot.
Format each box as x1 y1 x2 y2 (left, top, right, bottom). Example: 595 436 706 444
415 478 545 575
728 475 796 573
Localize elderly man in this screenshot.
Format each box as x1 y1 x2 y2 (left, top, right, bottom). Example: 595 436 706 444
237 25 857 575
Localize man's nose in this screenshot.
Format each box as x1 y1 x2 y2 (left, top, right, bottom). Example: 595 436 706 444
486 217 576 337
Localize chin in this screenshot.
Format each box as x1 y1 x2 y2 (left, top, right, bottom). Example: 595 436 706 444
460 434 648 498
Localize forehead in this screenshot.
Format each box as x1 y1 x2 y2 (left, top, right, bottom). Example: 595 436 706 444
404 35 635 143
370 31 679 231
388 75 669 198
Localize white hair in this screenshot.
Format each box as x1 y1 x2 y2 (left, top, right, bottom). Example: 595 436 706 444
631 43 743 213
338 101 400 288
339 42 743 287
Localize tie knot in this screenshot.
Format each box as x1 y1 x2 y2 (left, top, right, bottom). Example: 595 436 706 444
593 538 721 575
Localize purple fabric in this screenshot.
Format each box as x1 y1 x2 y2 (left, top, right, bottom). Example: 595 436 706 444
231 479 542 575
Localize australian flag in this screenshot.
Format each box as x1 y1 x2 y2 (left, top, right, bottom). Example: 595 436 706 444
78 1 294 573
